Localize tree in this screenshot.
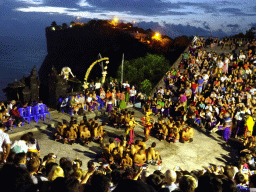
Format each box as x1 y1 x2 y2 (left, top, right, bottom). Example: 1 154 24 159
140 79 152 96
245 27 256 39
51 21 57 26
62 23 68 29
117 53 170 89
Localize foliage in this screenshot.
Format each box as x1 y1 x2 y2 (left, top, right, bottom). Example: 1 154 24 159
140 79 152 96
51 21 57 26
117 53 170 89
62 23 68 29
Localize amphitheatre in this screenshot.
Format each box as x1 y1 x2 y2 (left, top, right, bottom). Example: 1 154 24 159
9 38 246 173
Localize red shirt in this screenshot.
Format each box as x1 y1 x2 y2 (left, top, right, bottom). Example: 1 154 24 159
191 83 197 90
10 109 21 117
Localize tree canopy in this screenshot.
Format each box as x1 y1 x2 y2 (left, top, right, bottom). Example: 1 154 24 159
117 53 170 90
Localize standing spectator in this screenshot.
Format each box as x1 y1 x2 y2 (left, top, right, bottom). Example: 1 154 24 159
95 80 102 95
129 86 137 104
60 96 69 113
0 123 11 162
197 76 204 94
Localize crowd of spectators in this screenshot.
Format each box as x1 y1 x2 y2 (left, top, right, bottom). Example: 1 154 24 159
2 121 256 192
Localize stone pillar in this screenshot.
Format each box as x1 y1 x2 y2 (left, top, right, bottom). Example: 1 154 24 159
29 66 40 102
22 86 31 103
48 66 68 109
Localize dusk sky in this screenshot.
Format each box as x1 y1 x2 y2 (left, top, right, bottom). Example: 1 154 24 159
0 0 256 100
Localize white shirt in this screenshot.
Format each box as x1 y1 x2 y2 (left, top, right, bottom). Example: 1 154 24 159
0 129 11 152
239 54 246 61
246 69 252 74
203 74 209 82
123 83 130 88
220 76 227 82
250 88 256 95
158 89 164 95
218 61 224 68
87 97 92 103
95 82 101 89
130 89 137 97
78 96 85 104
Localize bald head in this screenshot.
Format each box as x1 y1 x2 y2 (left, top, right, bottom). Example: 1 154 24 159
165 170 177 184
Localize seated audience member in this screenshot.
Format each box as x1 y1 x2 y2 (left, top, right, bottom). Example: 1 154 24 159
234 172 249 192
146 174 164 191
69 95 79 115
10 105 24 127
77 93 86 110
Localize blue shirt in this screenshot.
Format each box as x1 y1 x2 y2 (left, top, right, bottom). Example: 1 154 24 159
198 79 204 86
237 185 249 192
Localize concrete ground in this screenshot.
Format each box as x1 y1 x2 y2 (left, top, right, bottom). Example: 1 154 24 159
9 107 241 173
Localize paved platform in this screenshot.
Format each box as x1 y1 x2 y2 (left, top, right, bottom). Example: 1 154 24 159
10 107 240 173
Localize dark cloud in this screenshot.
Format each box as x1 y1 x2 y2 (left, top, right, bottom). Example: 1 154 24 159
219 8 256 16
136 21 228 38
84 0 185 16
178 2 218 13
226 24 239 28
43 0 81 8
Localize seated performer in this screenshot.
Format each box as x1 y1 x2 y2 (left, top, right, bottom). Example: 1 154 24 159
134 149 147 166
108 138 116 154
181 126 194 143
141 112 155 141
64 126 77 145
121 152 133 167
79 127 91 145
146 142 161 165
109 108 118 127
158 123 168 141
54 122 65 142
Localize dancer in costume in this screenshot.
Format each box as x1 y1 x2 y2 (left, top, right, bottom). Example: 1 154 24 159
126 117 143 145
106 97 113 114
211 113 232 145
119 91 126 110
61 67 75 80
141 112 155 141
